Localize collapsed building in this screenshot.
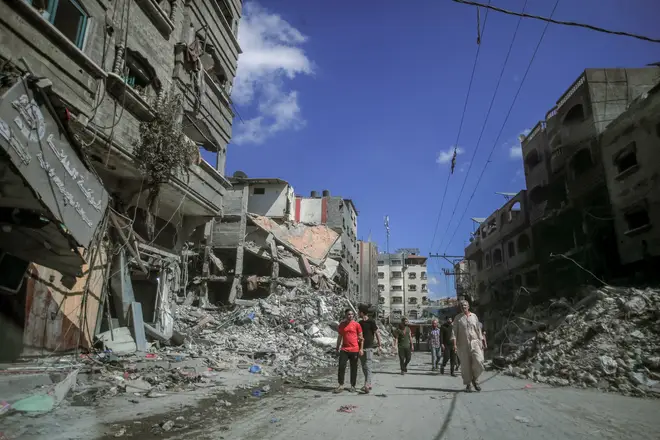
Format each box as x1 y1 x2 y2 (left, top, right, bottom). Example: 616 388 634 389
462 66 660 339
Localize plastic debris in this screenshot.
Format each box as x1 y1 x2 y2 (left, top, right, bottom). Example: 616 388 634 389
249 365 262 374
337 404 358 413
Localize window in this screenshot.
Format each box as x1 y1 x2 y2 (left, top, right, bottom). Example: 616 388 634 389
493 249 503 265
624 207 651 233
563 103 585 124
392 285 402 291
392 310 402 318
392 296 403 304
524 149 542 171
378 296 385 305
613 142 638 176
421 271 427 279
377 260 385 265
517 234 531 252
218 0 235 33
391 271 402 279
122 49 160 101
422 284 428 292
408 272 417 279
378 284 385 291
408 284 417 291
408 310 418 319
391 259 402 265
253 187 265 195
570 148 593 178
508 241 516 258
408 297 417 305
378 272 384 279
28 0 89 49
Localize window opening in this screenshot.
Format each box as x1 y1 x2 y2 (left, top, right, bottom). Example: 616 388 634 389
613 142 638 175
253 187 265 195
28 0 88 49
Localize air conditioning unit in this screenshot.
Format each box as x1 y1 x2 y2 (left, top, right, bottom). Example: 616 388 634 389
0 251 29 294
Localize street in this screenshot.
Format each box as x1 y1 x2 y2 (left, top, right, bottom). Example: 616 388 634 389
163 354 660 440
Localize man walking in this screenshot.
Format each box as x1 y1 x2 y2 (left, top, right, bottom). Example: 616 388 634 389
440 316 456 376
334 308 363 393
453 300 486 392
358 305 381 394
429 319 442 371
393 317 414 374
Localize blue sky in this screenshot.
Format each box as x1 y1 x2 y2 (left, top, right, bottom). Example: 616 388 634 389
201 0 659 298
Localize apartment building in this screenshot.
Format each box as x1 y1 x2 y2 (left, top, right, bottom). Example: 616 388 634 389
377 249 428 321
294 191 360 300
454 259 477 303
599 82 660 269
0 0 241 354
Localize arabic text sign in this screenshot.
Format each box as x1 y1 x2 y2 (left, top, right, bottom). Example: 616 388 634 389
0 79 109 248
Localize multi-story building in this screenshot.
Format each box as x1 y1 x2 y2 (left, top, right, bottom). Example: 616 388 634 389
358 240 379 307
453 259 476 303
599 82 660 269
294 190 359 299
0 0 242 354
377 248 428 321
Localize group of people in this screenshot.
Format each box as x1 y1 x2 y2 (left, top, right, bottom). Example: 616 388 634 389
334 300 486 393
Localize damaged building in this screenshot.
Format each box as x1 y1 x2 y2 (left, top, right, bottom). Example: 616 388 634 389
0 0 243 358
462 66 660 336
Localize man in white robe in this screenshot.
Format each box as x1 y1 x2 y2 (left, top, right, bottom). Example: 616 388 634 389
452 300 486 392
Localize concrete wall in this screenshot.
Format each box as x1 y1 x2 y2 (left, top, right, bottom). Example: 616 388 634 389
246 183 293 219
600 84 660 265
358 241 379 306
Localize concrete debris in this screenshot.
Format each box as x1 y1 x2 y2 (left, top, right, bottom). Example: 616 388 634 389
498 286 660 397
171 279 392 378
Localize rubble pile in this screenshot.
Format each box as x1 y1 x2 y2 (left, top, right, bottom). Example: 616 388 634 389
171 279 392 378
498 285 660 397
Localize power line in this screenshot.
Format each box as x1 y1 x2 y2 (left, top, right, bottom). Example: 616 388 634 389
452 0 660 44
437 0 529 253
428 1 492 253
442 0 560 254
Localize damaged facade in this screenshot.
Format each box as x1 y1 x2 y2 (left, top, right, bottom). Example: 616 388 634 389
462 66 660 336
0 0 242 358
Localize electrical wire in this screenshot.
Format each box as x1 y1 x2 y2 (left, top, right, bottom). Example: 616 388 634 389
442 0 560 254
437 0 530 253
452 0 660 44
428 0 492 253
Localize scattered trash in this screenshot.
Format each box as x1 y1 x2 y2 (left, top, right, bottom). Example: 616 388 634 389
114 427 126 437
161 420 175 431
375 394 387 398
249 365 262 374
262 385 271 393
270 418 280 423
523 384 532 389
0 401 10 415
12 395 55 413
514 416 531 424
337 404 358 413
251 390 263 397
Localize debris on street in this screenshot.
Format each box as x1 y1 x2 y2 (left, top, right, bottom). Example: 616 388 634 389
496 286 660 397
337 404 358 413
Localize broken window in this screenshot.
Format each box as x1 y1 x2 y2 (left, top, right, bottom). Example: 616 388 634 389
613 141 639 176
517 233 531 252
524 149 542 171
624 206 651 234
408 284 417 291
563 103 585 124
392 296 403 304
493 249 503 265
378 272 384 279
570 148 593 178
486 218 497 236
123 49 160 101
508 241 516 258
28 0 89 48
253 187 265 195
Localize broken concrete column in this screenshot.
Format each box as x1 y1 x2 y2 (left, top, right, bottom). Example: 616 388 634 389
229 185 249 303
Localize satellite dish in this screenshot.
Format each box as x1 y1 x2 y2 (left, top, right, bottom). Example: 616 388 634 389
233 170 248 179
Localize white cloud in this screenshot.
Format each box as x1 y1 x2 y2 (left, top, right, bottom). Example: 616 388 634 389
437 146 464 164
232 2 313 145
428 276 440 285
459 160 471 173
507 128 531 159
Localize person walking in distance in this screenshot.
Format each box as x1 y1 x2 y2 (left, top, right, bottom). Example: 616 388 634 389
358 305 381 394
440 316 457 376
453 300 486 392
334 309 363 393
429 319 442 371
393 317 414 374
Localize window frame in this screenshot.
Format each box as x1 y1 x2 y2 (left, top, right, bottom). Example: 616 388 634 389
26 0 89 49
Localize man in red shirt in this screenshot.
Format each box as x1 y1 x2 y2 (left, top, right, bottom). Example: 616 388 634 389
334 308 363 393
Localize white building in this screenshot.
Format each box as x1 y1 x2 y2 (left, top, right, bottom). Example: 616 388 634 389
224 175 295 221
377 249 428 320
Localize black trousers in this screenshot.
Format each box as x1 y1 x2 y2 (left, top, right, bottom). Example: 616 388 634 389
338 350 359 387
442 345 456 372
398 347 412 372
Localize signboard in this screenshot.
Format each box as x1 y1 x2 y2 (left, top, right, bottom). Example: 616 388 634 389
0 78 109 249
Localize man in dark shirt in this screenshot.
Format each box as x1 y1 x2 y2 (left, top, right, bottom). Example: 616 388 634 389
393 317 414 374
440 316 457 376
358 305 381 394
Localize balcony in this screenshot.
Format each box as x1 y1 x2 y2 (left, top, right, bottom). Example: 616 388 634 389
558 119 596 149
529 202 548 224
567 165 605 200
465 237 481 260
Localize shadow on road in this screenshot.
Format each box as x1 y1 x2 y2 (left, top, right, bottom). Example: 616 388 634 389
396 386 462 393
373 371 435 376
433 393 459 440
294 384 337 393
